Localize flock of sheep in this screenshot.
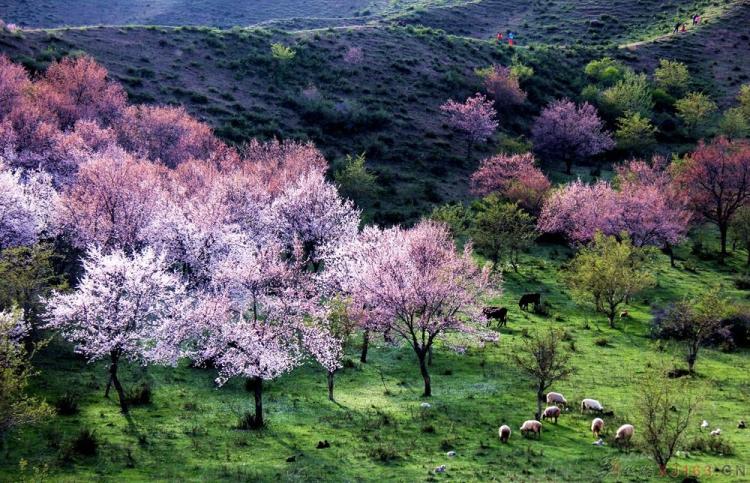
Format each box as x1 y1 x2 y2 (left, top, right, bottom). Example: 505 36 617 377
497 392 634 447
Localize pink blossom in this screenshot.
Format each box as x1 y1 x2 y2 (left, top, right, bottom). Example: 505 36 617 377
470 152 551 213
441 93 498 160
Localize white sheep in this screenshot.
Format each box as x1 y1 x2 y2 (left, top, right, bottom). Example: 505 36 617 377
520 420 542 439
614 424 634 448
541 406 561 424
546 392 567 407
580 398 604 413
591 417 604 438
700 420 709 430
710 428 721 437
498 425 512 443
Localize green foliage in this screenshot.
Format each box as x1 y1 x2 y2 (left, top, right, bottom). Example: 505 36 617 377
565 233 655 326
675 92 717 136
470 195 536 271
0 244 67 328
738 84 750 120
584 57 628 86
653 59 689 96
429 203 470 238
601 71 653 119
580 84 601 104
731 205 750 265
333 153 379 206
510 57 534 82
719 107 749 140
270 42 296 62
0 310 53 439
615 111 657 153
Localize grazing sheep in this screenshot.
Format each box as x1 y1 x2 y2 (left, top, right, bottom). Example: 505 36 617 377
591 418 604 438
700 420 709 430
546 392 567 407
739 420 747 429
542 406 561 424
581 398 604 413
710 428 721 437
498 425 512 443
614 424 634 448
520 420 542 439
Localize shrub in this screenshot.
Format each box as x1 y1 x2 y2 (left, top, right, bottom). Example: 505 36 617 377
594 337 609 347
615 112 657 154
71 428 98 456
654 59 689 95
686 435 735 456
601 72 653 118
125 383 152 406
236 411 263 430
368 443 400 462
675 92 717 136
55 394 79 416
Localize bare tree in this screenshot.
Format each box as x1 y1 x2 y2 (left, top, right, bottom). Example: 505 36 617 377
636 367 699 474
512 329 573 419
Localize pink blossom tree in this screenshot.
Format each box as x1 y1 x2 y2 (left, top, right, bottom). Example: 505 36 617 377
532 99 614 175
45 247 189 414
0 164 58 250
57 148 164 251
184 240 340 428
0 55 31 119
37 56 127 129
470 152 551 213
615 158 691 264
270 171 360 268
116 105 220 168
343 221 496 397
537 180 621 244
676 138 750 259
440 93 498 162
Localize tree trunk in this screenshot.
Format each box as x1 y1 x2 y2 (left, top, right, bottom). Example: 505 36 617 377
719 223 729 260
664 243 676 268
427 345 433 366
418 350 432 397
104 374 113 398
360 330 369 363
687 350 697 373
536 389 544 421
327 370 335 402
250 376 264 428
564 158 572 175
108 352 128 414
608 306 616 328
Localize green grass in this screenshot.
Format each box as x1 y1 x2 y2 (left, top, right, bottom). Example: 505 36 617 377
3 229 750 482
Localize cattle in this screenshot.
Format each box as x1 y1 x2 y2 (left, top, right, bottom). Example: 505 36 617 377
519 293 541 311
483 306 508 327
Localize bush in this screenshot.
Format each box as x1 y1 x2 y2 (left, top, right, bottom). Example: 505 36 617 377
71 428 98 457
594 337 609 347
125 384 152 406
368 443 400 462
236 411 263 430
686 435 735 456
533 301 552 317
55 394 79 416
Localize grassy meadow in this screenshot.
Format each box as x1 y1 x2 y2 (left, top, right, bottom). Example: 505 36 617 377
3 228 749 482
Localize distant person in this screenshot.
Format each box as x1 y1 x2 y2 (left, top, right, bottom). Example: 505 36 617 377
497 32 504 42
692 14 698 25
681 23 687 32
695 15 701 24
673 22 681 33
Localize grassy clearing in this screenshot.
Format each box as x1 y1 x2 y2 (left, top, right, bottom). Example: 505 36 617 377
2 229 749 482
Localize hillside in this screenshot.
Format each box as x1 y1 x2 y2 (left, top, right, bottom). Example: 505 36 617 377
0 25 592 224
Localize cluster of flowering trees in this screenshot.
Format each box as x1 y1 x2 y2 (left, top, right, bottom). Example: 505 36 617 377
538 158 692 259
0 56 497 422
470 152 551 213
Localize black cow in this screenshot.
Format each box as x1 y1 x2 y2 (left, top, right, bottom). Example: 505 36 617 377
483 306 508 327
518 293 541 311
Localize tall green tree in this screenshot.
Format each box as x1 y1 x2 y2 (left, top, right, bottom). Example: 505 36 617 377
470 196 536 272
565 233 655 327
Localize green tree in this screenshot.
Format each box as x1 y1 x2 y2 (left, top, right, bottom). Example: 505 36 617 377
511 328 573 420
0 309 53 441
659 288 728 373
0 244 66 329
654 59 689 96
324 296 356 401
601 72 653 118
718 108 749 140
738 84 750 120
270 42 296 76
615 111 658 154
430 203 470 238
565 233 655 327
637 365 698 474
584 57 629 86
731 205 750 265
675 92 717 137
334 153 378 205
470 196 537 272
